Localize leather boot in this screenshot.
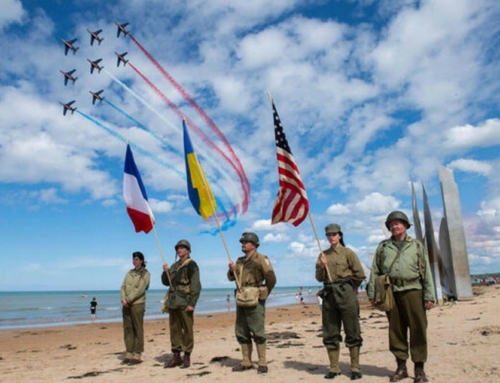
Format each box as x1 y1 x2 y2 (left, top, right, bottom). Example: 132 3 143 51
325 348 340 379
349 347 362 380
181 352 191 369
232 343 253 371
256 343 268 373
390 358 408 382
414 362 429 382
164 351 183 368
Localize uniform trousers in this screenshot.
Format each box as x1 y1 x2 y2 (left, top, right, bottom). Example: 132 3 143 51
122 303 145 354
169 308 194 353
235 300 266 344
387 289 428 363
322 283 363 349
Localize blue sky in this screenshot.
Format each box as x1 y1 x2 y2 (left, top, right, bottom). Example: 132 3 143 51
1 0 500 291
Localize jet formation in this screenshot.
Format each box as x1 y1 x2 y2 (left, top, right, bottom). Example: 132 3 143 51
60 38 79 56
60 69 78 86
60 100 77 115
87 58 104 74
87 29 104 46
60 22 129 115
115 52 128 67
115 22 129 38
90 90 105 105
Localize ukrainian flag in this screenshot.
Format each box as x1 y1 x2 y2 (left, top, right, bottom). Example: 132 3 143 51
183 120 217 220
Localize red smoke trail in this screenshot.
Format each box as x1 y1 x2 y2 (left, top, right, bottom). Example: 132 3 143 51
129 62 246 214
129 34 250 213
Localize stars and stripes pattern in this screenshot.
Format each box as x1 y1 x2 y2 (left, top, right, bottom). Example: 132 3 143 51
271 101 309 226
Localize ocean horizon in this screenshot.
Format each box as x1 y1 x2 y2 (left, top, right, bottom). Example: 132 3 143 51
0 286 325 331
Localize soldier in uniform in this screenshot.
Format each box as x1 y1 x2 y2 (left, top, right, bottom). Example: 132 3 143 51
120 251 150 365
316 224 366 380
367 211 435 383
228 232 277 374
162 240 202 369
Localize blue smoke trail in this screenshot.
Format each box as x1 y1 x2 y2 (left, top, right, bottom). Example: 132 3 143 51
77 110 237 230
104 99 183 157
77 110 183 177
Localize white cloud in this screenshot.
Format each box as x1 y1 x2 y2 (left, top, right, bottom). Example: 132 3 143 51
447 159 492 176
0 0 25 30
444 119 500 150
326 203 351 215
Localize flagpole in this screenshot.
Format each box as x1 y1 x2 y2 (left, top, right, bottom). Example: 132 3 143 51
308 212 333 282
149 215 173 286
183 119 241 291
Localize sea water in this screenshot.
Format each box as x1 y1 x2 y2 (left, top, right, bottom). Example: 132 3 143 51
0 286 321 330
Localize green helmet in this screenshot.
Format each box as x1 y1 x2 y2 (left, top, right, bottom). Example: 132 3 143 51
175 239 191 251
385 211 412 230
239 232 260 247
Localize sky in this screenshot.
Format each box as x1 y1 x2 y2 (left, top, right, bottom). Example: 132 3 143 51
1 0 500 292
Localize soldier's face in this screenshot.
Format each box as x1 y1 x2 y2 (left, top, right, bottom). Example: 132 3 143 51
326 232 341 246
241 240 256 254
176 246 190 259
388 219 407 237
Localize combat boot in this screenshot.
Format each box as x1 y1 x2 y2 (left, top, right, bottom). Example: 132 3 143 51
180 352 191 369
325 347 340 379
349 346 362 380
414 362 429 382
232 343 253 371
390 358 408 382
256 343 268 373
164 351 183 368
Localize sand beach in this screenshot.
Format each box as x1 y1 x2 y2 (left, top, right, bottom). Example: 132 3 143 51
0 285 498 383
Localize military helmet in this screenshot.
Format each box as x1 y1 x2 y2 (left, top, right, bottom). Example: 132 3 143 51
385 210 412 230
175 239 191 251
239 232 260 247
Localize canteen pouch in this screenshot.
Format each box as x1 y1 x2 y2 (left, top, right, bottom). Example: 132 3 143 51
374 274 394 311
235 286 260 308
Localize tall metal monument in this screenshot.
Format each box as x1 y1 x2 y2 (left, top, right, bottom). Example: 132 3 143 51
438 166 473 300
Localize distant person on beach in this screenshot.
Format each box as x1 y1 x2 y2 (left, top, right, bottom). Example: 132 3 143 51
162 240 201 369
316 223 365 380
368 211 435 383
90 297 97 323
228 232 276 374
120 251 150 365
227 294 231 311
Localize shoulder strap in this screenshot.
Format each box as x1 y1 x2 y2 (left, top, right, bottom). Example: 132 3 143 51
415 240 425 278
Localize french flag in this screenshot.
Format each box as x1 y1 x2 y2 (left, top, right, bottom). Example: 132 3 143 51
123 144 154 233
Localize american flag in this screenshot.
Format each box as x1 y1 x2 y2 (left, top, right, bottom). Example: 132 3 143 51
271 101 309 226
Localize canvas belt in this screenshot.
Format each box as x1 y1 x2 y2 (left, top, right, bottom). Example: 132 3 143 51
391 277 420 287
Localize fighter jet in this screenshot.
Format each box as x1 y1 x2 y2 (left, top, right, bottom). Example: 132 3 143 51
115 22 129 38
115 52 128 67
87 29 104 46
87 58 104 74
60 69 78 86
90 90 105 105
60 38 79 55
60 100 77 116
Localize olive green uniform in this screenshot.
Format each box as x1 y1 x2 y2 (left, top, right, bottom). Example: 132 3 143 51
367 235 436 363
316 246 365 350
227 251 276 345
162 256 201 354
120 266 150 357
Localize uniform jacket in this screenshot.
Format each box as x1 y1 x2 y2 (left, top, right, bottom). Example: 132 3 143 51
228 251 277 295
162 256 201 309
367 235 436 302
315 245 365 287
120 266 150 305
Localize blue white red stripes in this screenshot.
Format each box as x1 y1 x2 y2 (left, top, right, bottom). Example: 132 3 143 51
123 144 154 233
